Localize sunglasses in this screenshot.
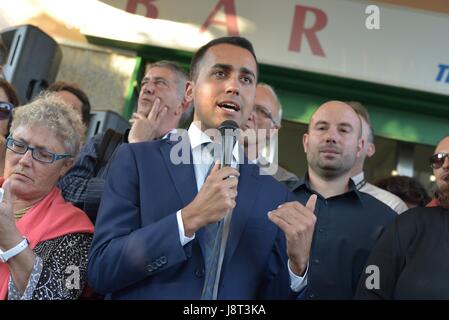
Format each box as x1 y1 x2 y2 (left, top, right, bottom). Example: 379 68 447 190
430 152 449 169
0 101 14 120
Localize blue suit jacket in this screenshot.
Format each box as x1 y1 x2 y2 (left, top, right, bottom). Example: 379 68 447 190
87 135 295 299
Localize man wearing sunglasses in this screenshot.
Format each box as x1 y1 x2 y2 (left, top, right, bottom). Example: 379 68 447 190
242 83 298 189
428 136 449 207
356 135 449 299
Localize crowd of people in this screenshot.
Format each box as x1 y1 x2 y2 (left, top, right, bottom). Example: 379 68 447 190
0 35 446 300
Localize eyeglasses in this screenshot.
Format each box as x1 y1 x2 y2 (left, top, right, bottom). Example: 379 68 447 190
430 152 449 169
253 105 280 129
0 102 14 120
6 137 72 164
136 77 170 93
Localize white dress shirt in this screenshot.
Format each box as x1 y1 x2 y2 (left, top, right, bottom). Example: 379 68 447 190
176 122 307 292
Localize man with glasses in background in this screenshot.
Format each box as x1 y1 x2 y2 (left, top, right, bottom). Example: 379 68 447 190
427 137 449 207
242 83 299 189
59 60 192 223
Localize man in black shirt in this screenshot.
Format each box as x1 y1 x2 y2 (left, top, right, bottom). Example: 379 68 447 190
290 100 396 299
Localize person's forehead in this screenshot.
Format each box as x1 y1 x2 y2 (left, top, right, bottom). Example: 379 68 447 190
312 103 358 125
436 137 449 153
255 86 279 114
201 44 257 74
13 125 63 150
145 66 177 80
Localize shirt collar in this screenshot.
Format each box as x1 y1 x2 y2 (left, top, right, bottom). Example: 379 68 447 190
351 172 365 185
187 122 240 161
292 172 362 202
188 122 212 150
162 128 177 140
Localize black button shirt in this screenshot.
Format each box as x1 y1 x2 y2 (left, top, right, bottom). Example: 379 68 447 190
291 174 396 299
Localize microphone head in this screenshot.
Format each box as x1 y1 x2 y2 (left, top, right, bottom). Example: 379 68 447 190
218 120 239 169
218 120 239 135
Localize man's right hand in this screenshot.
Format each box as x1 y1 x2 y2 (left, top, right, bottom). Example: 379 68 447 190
128 98 168 143
181 163 239 237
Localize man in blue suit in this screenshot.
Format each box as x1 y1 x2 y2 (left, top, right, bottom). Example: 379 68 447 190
87 37 317 299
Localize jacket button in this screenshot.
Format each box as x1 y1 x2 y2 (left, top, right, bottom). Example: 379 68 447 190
195 268 205 277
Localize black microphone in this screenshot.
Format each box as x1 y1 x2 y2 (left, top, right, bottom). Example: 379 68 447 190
218 120 239 169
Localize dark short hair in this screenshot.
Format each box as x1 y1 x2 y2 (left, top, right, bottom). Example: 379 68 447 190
375 175 431 207
47 81 91 126
189 36 258 81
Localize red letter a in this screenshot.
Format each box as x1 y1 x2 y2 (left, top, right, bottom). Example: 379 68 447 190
200 0 239 36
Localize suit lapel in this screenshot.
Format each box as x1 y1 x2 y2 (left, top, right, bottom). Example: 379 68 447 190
160 133 208 260
160 132 197 209
223 162 260 268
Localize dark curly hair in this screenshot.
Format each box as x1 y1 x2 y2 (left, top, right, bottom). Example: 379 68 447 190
375 176 431 207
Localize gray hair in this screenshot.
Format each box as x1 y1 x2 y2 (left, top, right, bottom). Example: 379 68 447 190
145 60 188 99
10 94 85 157
257 82 283 126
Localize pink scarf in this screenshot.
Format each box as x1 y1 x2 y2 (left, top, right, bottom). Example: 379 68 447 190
0 179 94 299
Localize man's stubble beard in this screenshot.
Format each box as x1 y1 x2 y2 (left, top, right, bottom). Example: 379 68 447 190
308 152 355 180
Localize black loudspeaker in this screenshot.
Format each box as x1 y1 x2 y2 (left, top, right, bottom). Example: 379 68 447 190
87 111 130 139
1 25 62 104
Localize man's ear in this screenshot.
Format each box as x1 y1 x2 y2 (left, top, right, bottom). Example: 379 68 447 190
366 142 376 158
174 98 191 116
356 138 365 158
175 81 194 116
185 81 194 105
303 133 309 154
181 98 192 113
